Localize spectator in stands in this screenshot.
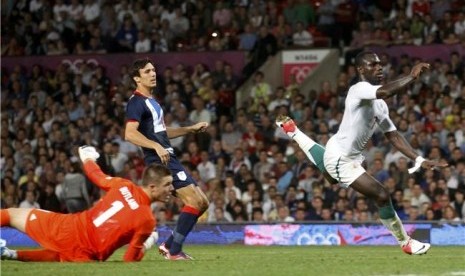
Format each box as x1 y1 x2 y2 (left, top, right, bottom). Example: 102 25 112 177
238 24 257 51
82 0 100 23
251 207 266 222
37 183 61 212
440 205 461 222
249 71 272 112
411 183 431 207
189 95 212 124
19 190 40 209
170 7 189 37
134 30 151 53
411 0 430 17
454 11 465 39
422 13 440 44
110 142 128 176
431 0 451 22
245 26 277 75
115 15 138 52
292 21 313 48
197 150 216 183
212 206 233 222
62 161 90 213
316 0 336 38
1 38 25 57
334 0 357 47
277 205 295 222
213 1 232 28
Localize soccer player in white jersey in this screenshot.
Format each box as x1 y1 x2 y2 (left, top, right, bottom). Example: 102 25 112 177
276 51 447 255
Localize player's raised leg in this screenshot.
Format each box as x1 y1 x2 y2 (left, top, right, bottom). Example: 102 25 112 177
159 185 208 260
350 174 430 255
276 115 337 184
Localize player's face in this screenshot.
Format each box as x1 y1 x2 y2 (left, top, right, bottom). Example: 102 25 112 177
360 54 383 85
137 63 157 88
152 175 174 202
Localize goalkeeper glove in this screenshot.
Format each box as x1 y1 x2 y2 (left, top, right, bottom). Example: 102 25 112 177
143 231 159 251
78 146 100 162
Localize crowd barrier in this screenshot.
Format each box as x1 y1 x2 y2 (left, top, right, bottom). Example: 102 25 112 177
368 44 464 62
2 222 464 247
1 51 246 85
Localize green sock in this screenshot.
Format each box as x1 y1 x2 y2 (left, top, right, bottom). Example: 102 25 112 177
308 144 326 173
379 200 396 219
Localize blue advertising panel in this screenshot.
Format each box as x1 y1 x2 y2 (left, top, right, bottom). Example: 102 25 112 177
2 223 464 247
430 223 465 245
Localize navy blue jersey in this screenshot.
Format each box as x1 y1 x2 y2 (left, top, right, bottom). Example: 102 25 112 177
126 92 174 161
126 92 196 188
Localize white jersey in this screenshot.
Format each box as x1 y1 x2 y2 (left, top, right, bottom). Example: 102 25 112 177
326 81 396 158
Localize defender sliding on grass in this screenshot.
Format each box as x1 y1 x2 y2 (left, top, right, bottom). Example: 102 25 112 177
276 51 448 255
1 146 172 262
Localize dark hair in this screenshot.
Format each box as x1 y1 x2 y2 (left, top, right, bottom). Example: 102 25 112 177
141 163 171 187
130 58 153 82
355 51 376 68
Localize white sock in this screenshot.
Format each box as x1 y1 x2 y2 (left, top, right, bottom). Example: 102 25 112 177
292 129 317 165
380 213 409 246
11 249 17 260
3 248 18 260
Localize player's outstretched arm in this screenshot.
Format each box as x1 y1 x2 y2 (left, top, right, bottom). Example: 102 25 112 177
384 131 419 160
384 131 448 173
376 62 430 99
79 146 114 191
123 224 154 262
166 122 209 139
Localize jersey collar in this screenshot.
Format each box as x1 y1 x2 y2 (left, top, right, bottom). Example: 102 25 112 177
133 90 152 98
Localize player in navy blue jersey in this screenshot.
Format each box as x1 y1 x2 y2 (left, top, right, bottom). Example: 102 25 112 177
125 58 209 260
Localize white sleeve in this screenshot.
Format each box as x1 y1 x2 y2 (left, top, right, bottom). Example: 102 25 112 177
375 100 397 133
349 82 381 100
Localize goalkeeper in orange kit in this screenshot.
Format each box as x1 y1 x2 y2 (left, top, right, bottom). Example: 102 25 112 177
0 146 173 262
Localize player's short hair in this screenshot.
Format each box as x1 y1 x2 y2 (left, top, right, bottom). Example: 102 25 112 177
141 163 171 187
355 51 377 67
130 58 153 79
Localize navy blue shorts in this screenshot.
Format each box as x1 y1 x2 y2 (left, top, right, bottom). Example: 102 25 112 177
145 155 197 189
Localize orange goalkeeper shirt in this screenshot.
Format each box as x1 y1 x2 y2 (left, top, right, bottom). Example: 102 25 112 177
25 161 155 262
81 161 155 261
26 161 156 262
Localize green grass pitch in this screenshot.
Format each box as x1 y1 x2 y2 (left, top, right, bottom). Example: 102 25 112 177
1 245 464 276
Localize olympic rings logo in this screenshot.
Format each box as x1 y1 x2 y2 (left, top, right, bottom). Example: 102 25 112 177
61 58 100 73
289 66 313 83
296 232 341 245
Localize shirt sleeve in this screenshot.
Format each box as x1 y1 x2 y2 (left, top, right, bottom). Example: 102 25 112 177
83 161 128 191
375 100 397 133
126 97 144 122
349 82 381 100
123 217 155 262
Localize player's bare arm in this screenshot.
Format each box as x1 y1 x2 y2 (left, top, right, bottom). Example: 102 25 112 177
384 131 419 160
166 122 209 139
125 121 170 164
385 131 448 171
376 63 430 99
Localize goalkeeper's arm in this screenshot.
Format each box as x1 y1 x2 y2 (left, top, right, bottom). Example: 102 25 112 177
123 225 155 262
79 146 113 191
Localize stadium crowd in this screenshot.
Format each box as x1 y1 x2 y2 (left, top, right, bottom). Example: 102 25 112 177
1 0 465 225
